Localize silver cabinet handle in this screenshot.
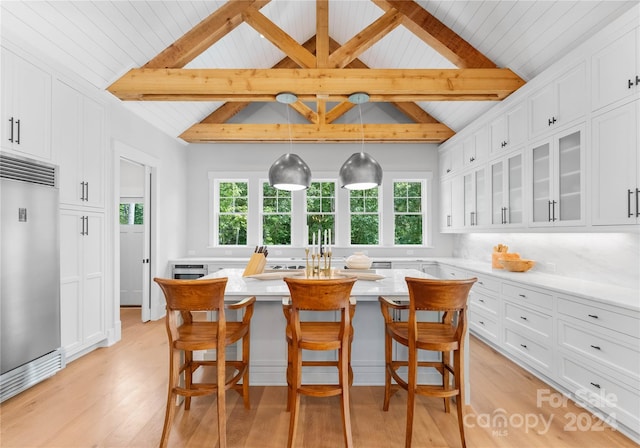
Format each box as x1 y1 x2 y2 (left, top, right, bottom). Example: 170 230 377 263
8 117 13 142
15 119 20 144
629 189 634 218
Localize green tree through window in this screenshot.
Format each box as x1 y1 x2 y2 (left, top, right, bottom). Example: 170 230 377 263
262 183 291 245
394 181 424 245
306 181 335 245
218 181 248 245
350 187 379 245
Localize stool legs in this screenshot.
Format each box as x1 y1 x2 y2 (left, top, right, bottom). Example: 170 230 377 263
287 346 302 448
454 348 467 448
160 347 180 448
340 346 354 448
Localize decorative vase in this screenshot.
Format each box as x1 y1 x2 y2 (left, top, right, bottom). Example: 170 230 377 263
345 252 372 270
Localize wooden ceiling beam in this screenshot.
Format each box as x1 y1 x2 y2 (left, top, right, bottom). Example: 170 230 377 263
108 68 524 100
144 0 270 69
372 0 496 69
328 9 403 68
316 0 329 68
180 122 455 143
242 6 316 68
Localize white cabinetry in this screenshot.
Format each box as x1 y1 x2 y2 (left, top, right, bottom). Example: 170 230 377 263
60 209 105 359
490 103 527 155
463 166 488 228
490 151 524 227
592 26 640 111
529 61 587 138
591 100 639 226
439 143 461 177
0 47 51 160
502 282 553 375
556 295 640 432
462 126 489 168
440 176 464 231
529 124 585 227
468 275 501 344
53 80 105 208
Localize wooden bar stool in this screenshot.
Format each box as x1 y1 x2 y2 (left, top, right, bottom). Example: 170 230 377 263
379 276 476 448
154 277 256 448
282 276 357 448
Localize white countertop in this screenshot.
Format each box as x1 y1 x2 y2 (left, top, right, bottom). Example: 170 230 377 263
203 268 434 301
433 258 640 312
175 256 639 311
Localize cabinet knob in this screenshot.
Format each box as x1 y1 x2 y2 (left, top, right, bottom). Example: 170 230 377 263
470 156 475 162
520 316 528 321
629 79 636 89
636 75 640 86
547 117 557 126
446 168 451 173
520 344 528 349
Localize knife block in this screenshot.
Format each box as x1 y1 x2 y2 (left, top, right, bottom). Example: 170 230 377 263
242 253 267 277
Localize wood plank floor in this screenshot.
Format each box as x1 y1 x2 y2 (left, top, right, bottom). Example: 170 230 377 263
0 308 635 447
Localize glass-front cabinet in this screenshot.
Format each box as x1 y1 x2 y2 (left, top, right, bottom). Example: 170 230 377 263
490 151 524 227
529 124 585 227
463 167 488 228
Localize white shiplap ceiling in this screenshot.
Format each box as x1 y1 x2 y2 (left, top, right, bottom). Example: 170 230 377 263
1 0 637 141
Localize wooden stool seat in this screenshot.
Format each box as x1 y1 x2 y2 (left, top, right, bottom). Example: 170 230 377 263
154 277 255 448
379 276 476 448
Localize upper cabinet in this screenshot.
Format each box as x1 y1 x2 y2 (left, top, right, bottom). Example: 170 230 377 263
489 103 527 155
490 151 524 227
0 47 52 160
529 124 585 228
592 27 639 111
528 61 587 139
462 126 489 168
463 166 489 228
591 100 639 226
53 80 105 209
439 143 462 178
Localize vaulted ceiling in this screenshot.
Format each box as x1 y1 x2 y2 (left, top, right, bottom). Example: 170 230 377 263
1 1 636 144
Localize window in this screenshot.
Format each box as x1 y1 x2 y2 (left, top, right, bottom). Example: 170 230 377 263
261 182 292 245
216 181 248 245
306 181 335 245
349 187 380 245
393 181 424 245
119 202 143 225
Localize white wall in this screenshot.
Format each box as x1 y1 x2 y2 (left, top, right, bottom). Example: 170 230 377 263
185 102 454 260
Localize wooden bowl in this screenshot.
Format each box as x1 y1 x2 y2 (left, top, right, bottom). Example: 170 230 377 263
499 259 535 272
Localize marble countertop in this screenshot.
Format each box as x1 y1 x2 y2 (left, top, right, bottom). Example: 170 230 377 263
174 256 639 312
203 268 434 302
432 258 639 312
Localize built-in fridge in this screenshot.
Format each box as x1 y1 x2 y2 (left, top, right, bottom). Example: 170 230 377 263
0 153 64 402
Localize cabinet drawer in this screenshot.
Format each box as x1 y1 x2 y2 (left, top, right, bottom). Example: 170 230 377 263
502 282 552 311
469 308 499 343
470 289 499 315
558 319 640 377
504 300 552 339
504 327 552 373
557 295 640 339
558 355 640 431
439 266 470 280
474 274 500 293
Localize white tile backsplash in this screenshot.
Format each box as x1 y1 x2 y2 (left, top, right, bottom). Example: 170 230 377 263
453 233 640 290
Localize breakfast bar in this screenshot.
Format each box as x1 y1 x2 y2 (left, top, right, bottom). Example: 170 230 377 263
202 268 472 402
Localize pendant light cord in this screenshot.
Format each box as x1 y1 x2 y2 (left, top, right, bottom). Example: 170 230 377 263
358 103 365 154
287 104 293 153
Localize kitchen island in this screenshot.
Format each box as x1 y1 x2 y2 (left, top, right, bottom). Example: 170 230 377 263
202 268 472 401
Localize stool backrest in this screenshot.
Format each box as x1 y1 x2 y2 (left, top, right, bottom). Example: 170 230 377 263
284 277 357 311
405 277 477 312
154 277 228 312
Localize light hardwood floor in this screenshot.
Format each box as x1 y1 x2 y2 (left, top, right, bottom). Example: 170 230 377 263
0 308 635 447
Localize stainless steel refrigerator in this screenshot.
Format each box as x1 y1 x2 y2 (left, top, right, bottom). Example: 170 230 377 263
0 153 64 402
